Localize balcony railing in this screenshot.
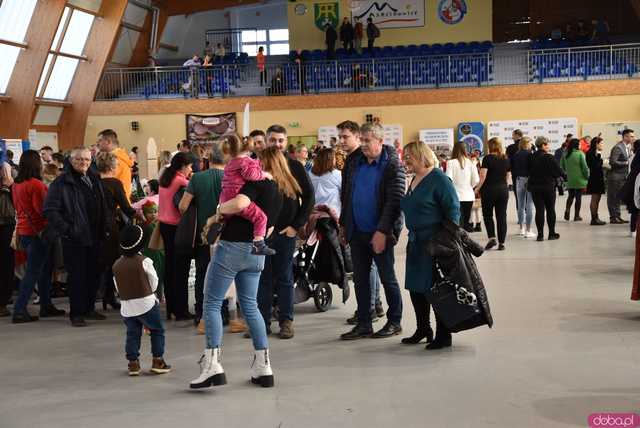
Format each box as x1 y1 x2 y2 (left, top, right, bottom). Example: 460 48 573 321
95 43 640 101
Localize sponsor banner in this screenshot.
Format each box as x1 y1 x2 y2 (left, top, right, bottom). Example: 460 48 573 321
185 113 237 144
488 118 578 151
419 128 454 155
352 0 425 29
457 122 484 154
0 139 30 163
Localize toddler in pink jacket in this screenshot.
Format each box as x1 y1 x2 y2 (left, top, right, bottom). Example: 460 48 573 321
220 135 275 255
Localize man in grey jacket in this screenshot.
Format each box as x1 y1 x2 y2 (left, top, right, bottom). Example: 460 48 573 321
608 129 635 224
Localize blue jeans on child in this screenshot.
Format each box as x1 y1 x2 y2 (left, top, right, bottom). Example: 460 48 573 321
14 235 53 315
123 303 165 361
516 177 534 226
204 240 268 350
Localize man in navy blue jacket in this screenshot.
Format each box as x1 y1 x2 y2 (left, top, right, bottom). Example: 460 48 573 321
339 123 405 340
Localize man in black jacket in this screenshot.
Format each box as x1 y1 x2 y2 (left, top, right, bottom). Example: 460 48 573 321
337 120 384 325
258 124 314 340
44 147 110 327
339 123 405 340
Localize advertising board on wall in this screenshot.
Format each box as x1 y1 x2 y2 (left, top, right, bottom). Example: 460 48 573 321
488 118 578 151
351 0 425 29
185 113 237 144
457 122 484 154
419 128 454 155
318 126 339 145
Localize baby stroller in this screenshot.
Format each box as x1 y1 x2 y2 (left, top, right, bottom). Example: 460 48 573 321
292 210 352 312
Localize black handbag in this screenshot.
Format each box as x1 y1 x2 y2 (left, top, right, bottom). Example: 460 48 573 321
426 260 486 333
174 203 197 254
0 174 15 225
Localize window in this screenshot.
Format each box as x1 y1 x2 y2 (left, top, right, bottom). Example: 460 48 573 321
59 9 94 56
269 43 290 56
269 29 289 42
0 0 38 94
0 0 38 43
36 6 96 100
241 28 289 57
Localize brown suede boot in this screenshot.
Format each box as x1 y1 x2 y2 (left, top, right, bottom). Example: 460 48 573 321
197 319 205 335
128 360 141 376
278 320 294 339
151 358 172 374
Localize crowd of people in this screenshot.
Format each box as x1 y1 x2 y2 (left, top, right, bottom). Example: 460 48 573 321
0 121 637 389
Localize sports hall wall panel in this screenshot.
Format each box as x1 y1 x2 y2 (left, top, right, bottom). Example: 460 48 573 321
287 0 493 51
86 80 640 179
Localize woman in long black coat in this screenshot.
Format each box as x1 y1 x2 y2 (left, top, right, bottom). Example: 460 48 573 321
586 137 606 225
95 152 138 310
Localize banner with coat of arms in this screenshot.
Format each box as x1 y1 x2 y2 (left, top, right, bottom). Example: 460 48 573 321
315 2 340 31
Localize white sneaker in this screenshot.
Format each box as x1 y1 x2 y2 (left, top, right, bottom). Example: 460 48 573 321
250 349 274 388
519 226 526 236
189 348 227 389
525 231 537 239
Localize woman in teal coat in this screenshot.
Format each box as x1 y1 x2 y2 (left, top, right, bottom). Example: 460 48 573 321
400 141 460 350
560 138 590 222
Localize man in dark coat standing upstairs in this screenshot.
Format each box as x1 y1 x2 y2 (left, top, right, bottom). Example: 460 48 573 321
44 147 110 328
339 123 406 340
325 23 338 59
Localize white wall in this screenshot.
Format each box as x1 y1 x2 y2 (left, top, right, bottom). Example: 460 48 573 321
158 1 288 60
230 2 288 30
160 10 229 60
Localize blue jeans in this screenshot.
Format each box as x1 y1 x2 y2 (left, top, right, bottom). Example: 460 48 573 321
123 303 165 361
204 240 268 350
257 233 296 326
349 231 402 327
516 177 534 226
14 235 52 315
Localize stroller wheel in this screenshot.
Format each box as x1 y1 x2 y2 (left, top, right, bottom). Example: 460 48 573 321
313 282 333 312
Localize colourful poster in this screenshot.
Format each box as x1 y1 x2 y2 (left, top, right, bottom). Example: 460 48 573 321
457 122 484 154
438 0 468 25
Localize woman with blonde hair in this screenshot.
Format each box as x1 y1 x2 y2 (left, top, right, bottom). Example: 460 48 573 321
401 141 460 349
511 137 536 238
190 146 294 390
475 137 511 250
446 141 479 231
95 151 139 311
157 150 171 179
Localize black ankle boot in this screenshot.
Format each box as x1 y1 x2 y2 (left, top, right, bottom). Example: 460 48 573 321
425 333 452 350
401 327 434 344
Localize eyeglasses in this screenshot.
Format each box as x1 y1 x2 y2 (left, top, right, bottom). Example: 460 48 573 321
73 157 92 162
